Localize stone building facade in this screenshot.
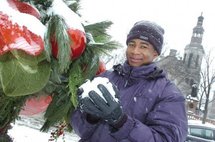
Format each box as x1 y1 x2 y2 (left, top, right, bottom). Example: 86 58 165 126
158 14 205 97
157 14 215 118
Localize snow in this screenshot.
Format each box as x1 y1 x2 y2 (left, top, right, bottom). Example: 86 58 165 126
186 94 199 101
49 0 85 32
133 97 137 102
8 115 80 142
0 0 46 38
79 77 118 102
188 119 215 129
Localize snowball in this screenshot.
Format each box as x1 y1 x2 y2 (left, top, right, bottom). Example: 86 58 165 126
79 77 118 102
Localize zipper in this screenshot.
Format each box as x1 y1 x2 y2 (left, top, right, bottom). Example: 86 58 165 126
124 68 132 87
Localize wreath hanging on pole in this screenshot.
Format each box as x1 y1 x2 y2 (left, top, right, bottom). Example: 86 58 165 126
0 0 120 141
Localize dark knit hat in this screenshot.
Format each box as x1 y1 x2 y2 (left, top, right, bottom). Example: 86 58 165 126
126 20 164 55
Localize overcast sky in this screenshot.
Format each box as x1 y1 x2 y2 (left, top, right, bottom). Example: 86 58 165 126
79 0 215 56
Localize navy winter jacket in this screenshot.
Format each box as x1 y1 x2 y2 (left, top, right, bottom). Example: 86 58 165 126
71 62 188 142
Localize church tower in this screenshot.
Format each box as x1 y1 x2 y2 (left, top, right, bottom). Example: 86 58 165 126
183 13 205 90
157 14 206 114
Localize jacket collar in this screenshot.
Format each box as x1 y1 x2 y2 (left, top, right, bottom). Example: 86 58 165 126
113 61 165 81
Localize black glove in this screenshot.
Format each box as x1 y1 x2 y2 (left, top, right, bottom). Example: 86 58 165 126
79 84 126 127
77 88 101 124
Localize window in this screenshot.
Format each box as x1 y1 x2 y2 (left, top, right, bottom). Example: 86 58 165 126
183 53 187 63
195 55 199 68
185 78 189 84
190 79 194 86
189 126 214 140
188 53 193 68
190 127 202 137
205 129 214 140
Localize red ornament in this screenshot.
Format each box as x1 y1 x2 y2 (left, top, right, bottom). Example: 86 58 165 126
7 0 40 19
0 12 45 56
0 1 45 56
20 95 52 116
51 29 86 60
96 61 106 75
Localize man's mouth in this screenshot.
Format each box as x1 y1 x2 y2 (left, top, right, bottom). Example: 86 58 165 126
129 57 142 63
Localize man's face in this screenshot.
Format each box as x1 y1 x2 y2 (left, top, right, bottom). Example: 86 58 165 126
126 39 158 67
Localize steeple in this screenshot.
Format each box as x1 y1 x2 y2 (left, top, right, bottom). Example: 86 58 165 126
183 14 205 87
190 12 204 45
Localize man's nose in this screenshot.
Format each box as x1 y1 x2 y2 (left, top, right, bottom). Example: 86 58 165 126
131 46 140 54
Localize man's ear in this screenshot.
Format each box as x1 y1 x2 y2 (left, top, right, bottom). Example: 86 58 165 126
153 50 159 58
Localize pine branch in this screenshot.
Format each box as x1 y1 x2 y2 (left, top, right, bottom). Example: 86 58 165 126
65 0 82 15
88 41 120 56
84 21 113 42
0 94 27 133
68 45 100 107
84 21 122 57
47 15 72 73
40 89 73 132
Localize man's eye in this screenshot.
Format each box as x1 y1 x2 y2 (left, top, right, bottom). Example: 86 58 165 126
128 43 135 47
140 45 148 49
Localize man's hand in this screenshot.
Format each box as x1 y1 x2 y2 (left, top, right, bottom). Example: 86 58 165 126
79 84 124 126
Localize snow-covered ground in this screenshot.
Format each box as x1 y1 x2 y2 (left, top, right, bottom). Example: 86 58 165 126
7 116 215 142
8 115 80 142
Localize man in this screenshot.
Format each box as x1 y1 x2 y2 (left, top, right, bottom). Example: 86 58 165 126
70 20 188 142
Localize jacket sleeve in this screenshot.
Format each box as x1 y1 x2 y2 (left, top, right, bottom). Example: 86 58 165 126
110 84 188 142
70 109 99 139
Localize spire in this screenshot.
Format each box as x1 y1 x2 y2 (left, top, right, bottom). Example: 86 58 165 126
190 13 204 44
183 14 205 71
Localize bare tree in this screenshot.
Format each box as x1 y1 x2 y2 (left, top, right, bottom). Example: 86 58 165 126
199 49 215 123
